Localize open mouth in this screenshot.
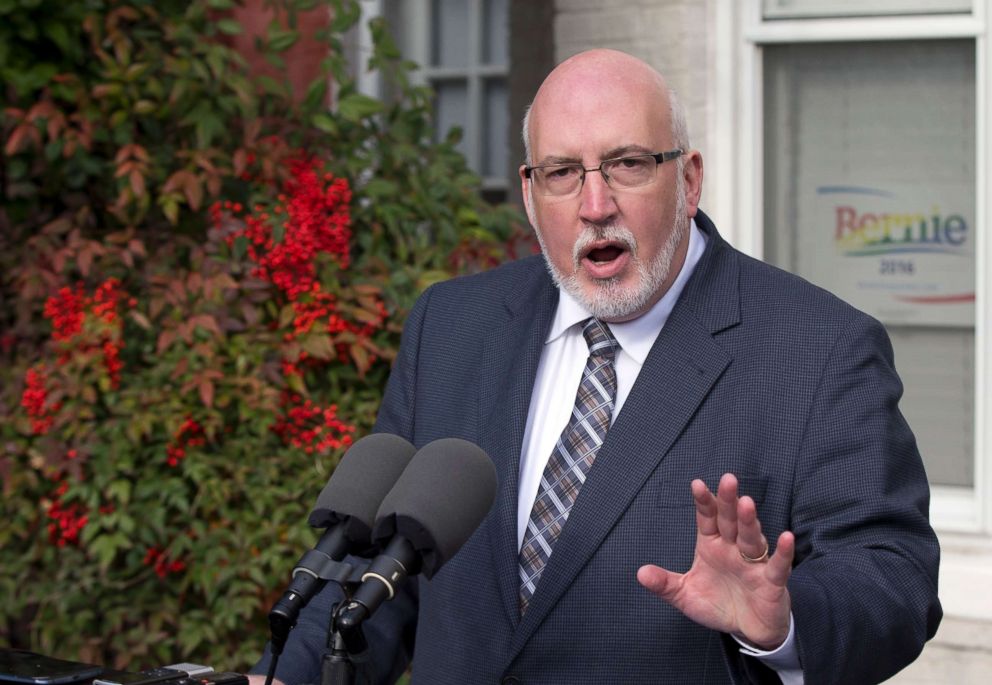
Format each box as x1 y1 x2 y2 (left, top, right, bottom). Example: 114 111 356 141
583 241 627 264
585 244 625 263
579 240 631 279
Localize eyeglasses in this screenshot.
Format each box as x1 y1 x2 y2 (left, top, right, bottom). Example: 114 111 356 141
523 149 684 197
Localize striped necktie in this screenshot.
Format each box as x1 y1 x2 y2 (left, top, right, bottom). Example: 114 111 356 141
518 318 618 615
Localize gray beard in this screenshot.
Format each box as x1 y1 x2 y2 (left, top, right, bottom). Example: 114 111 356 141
533 176 689 322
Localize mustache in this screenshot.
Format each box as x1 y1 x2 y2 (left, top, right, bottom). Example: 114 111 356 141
572 223 637 266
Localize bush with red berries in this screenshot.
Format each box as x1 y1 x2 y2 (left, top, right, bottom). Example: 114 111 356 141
0 0 525 672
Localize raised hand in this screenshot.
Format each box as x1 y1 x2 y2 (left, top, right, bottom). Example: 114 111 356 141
636 473 795 649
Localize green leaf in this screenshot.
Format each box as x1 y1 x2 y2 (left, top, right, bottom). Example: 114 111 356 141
233 235 248 260
216 18 242 35
43 21 71 54
88 532 130 569
301 333 334 360
363 178 398 199
336 93 384 122
312 112 337 134
108 480 132 505
268 29 298 53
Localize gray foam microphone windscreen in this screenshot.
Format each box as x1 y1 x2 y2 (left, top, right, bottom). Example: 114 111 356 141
307 433 417 545
372 437 497 578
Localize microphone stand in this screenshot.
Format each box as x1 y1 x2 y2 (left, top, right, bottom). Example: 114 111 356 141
318 564 374 685
266 555 372 685
320 599 372 685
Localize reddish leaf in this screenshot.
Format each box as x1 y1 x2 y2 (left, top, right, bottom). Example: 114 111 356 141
171 356 189 380
193 314 222 337
5 123 35 155
350 343 370 376
162 169 193 194
183 175 203 211
128 311 151 330
156 329 175 354
233 149 248 176
187 272 203 294
77 246 93 276
128 238 147 257
199 379 214 408
129 169 146 198
350 307 382 325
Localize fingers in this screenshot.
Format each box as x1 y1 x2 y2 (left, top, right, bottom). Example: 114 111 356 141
715 473 740 542
693 474 742 543
693 473 782 569
636 563 682 603
766 531 795 587
736 493 767 562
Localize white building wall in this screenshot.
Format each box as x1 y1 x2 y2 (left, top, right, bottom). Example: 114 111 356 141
553 0 716 209
552 1 992 682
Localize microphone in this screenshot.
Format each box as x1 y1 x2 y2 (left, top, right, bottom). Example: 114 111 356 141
337 438 497 628
267 433 416 654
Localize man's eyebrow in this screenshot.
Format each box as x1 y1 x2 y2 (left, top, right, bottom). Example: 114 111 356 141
603 144 654 159
532 155 581 166
532 145 655 167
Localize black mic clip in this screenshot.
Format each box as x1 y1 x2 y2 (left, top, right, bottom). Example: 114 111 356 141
268 542 366 656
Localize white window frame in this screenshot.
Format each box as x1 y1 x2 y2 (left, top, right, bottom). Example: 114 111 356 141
716 0 992 621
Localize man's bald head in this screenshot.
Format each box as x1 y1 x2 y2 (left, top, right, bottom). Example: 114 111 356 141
521 49 689 166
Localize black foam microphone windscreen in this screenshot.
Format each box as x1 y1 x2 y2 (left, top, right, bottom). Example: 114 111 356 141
372 437 497 578
307 433 417 548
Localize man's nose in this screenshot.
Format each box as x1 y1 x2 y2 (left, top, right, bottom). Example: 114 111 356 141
577 169 619 224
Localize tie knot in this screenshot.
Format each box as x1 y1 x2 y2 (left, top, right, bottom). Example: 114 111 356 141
582 318 618 360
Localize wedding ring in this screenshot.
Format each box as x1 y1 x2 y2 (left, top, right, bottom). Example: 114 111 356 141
739 541 769 563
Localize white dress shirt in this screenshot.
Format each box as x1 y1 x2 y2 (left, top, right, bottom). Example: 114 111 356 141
515 219 803 683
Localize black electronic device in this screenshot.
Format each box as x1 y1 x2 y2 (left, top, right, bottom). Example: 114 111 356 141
91 667 186 685
0 650 103 685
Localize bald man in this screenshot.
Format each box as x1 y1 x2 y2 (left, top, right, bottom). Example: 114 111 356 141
252 49 940 685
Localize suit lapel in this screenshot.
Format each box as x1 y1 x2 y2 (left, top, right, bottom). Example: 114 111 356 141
477 262 559 626
508 213 742 655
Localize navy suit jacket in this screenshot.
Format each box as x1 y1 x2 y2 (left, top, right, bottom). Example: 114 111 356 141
253 211 941 684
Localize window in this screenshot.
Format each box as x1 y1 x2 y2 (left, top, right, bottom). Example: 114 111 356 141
385 0 510 200
762 40 976 489
726 0 992 540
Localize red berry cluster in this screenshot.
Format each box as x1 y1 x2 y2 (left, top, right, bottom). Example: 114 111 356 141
142 546 186 578
283 286 388 369
165 417 206 467
46 479 88 547
37 278 131 389
288 289 339 338
21 366 60 435
271 393 356 454
43 285 85 341
220 155 352 301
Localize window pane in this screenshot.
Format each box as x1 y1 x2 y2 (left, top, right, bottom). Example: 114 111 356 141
484 78 508 178
763 40 976 487
431 0 470 67
434 79 469 158
483 0 509 67
763 0 971 19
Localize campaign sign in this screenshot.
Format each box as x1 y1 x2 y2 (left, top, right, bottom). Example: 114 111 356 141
806 184 975 327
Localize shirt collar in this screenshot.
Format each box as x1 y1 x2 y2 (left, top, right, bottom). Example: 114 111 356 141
546 218 708 364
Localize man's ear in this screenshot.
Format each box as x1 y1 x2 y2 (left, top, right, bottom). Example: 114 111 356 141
682 150 704 217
